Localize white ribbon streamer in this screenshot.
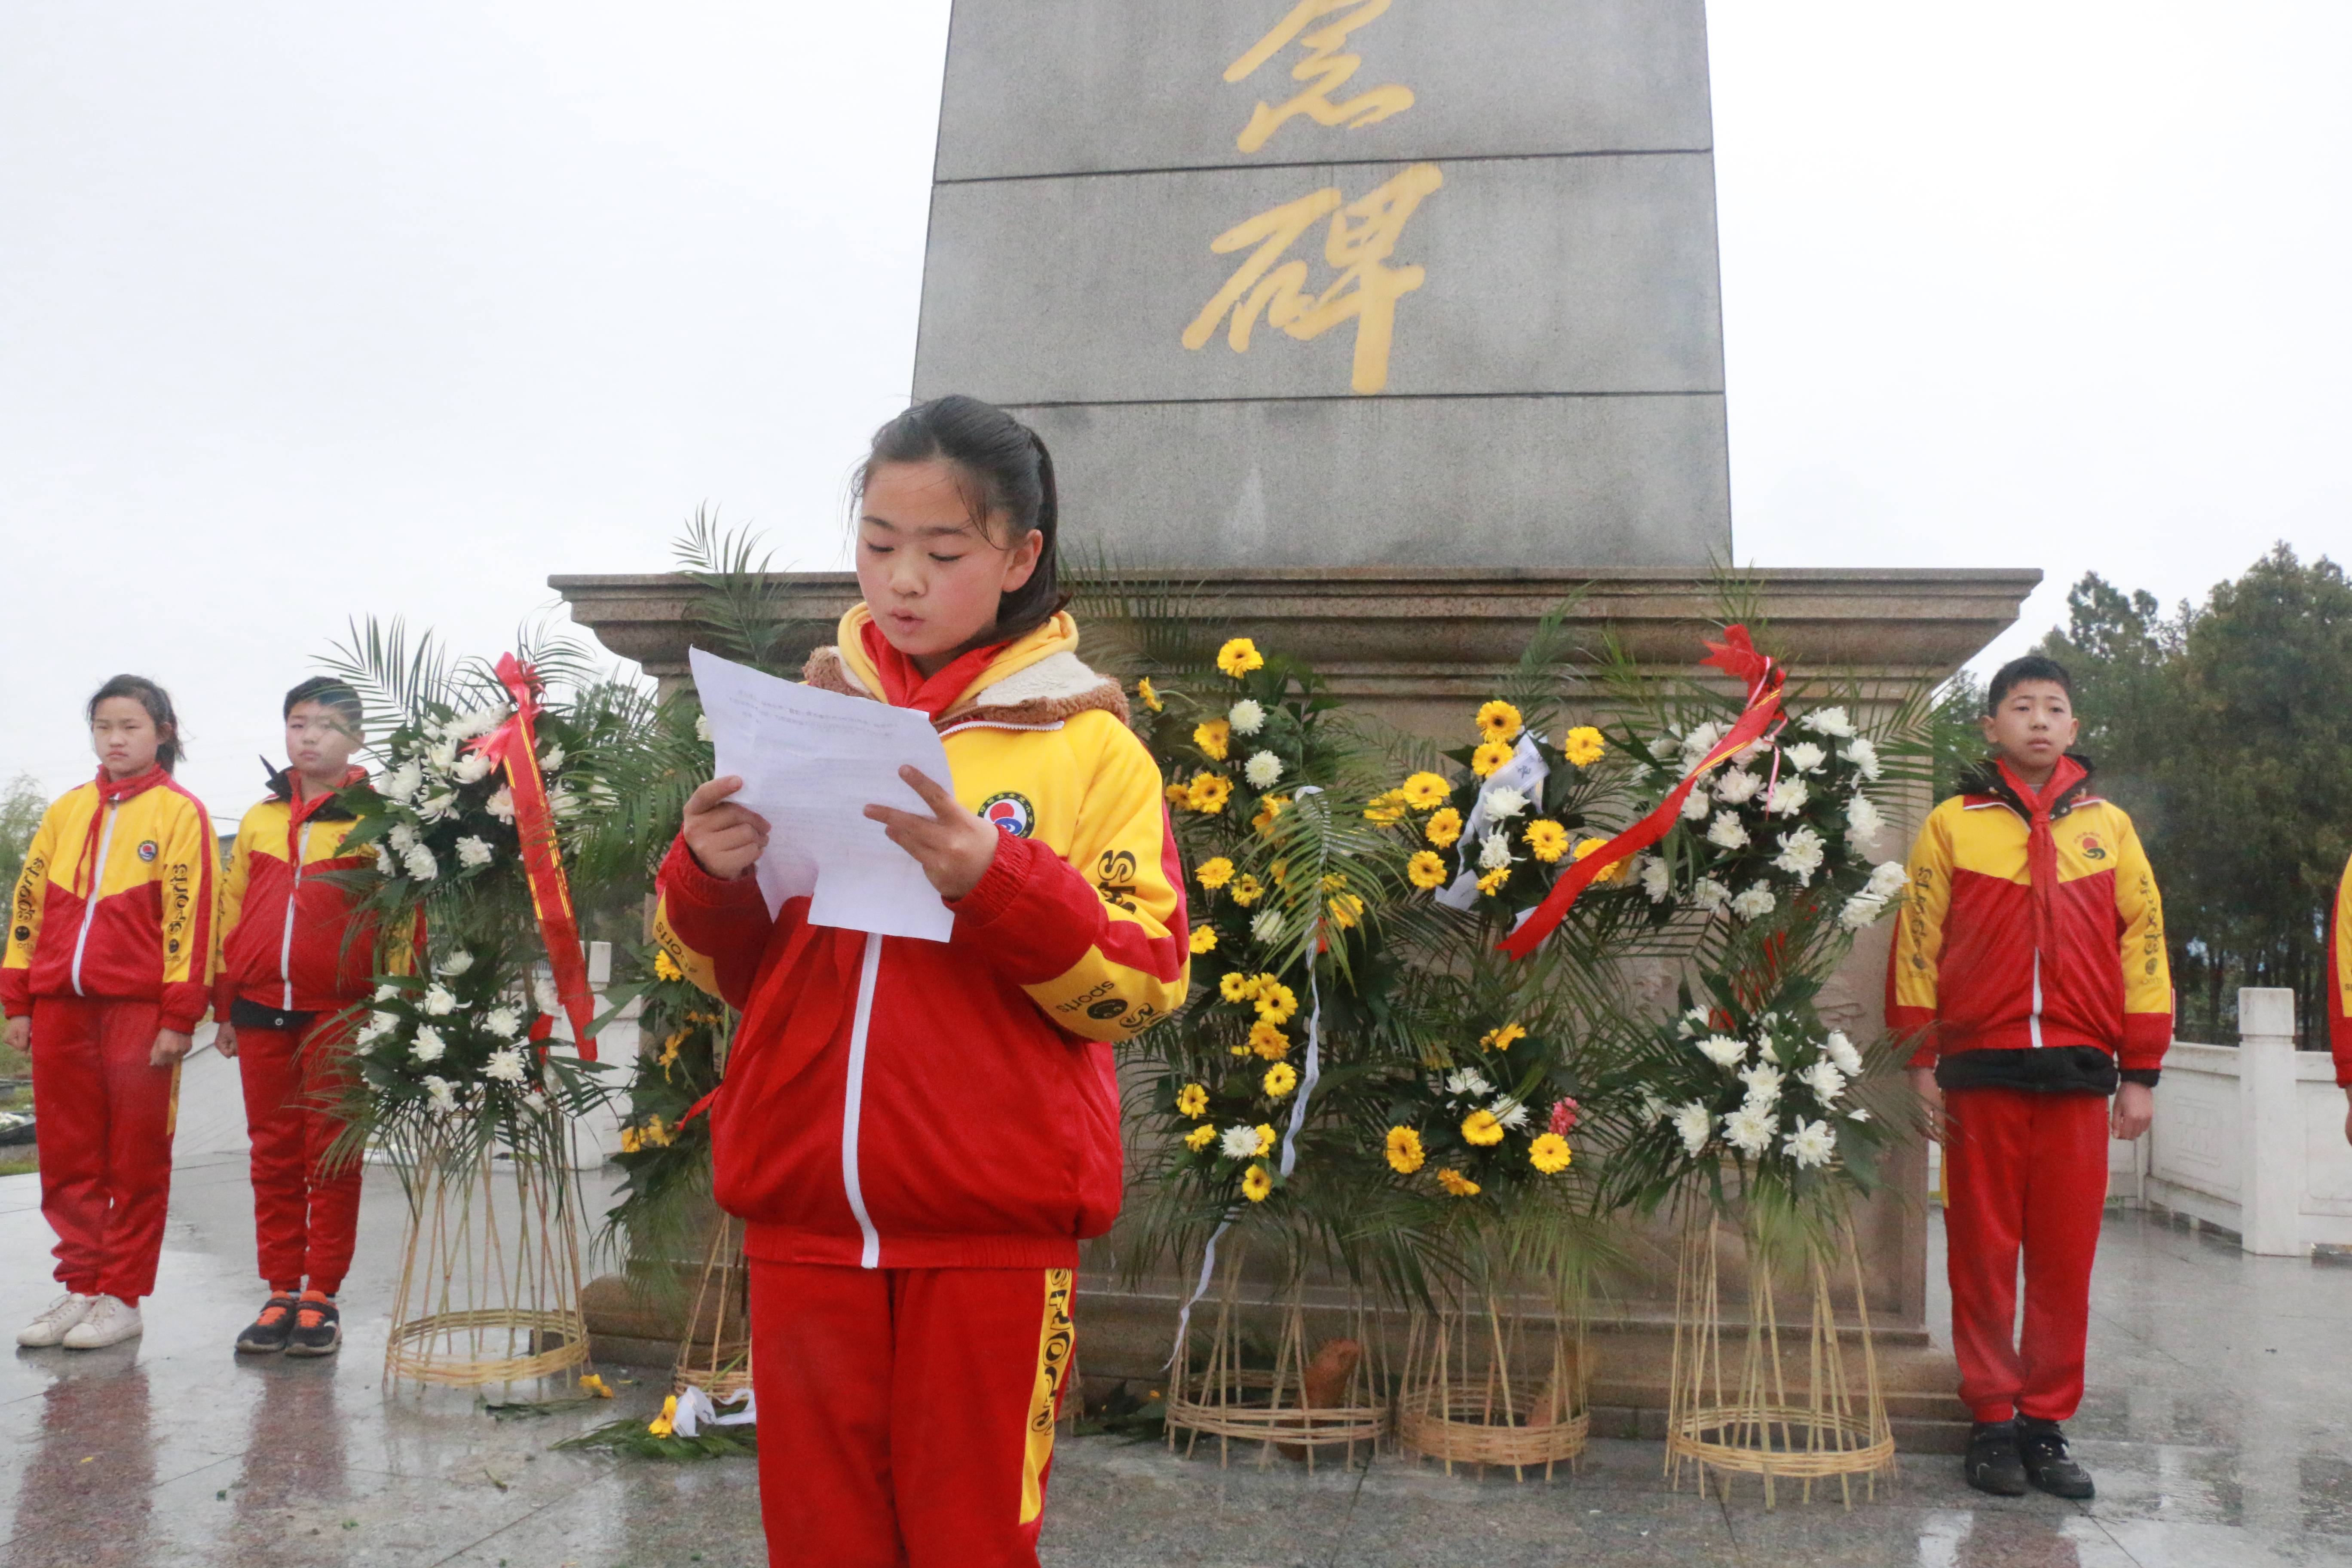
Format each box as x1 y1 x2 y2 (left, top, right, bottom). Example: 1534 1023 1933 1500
1435 735 1550 910
668 1384 756 1438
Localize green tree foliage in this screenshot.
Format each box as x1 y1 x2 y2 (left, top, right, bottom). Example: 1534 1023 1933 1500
0 773 46 894
2031 545 2352 1042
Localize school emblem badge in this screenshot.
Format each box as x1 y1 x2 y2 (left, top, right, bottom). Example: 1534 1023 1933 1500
2076 832 2107 861
980 791 1036 839
137 840 159 863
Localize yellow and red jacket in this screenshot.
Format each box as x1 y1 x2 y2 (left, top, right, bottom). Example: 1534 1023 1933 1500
1888 754 2171 1093
655 607 1189 1271
215 766 382 1018
2328 851 2352 1086
3 766 218 1032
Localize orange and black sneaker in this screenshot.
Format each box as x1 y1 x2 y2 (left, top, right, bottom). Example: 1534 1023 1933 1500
235 1293 300 1355
286 1290 341 1358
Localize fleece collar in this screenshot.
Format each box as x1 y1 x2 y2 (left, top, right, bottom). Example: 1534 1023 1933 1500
808 605 1129 732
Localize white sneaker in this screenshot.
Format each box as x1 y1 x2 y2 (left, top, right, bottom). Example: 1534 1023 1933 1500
17 1292 96 1348
61 1295 141 1350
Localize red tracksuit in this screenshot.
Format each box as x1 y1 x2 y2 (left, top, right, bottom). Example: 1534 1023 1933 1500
655 608 1188 1568
3 766 217 1304
214 767 378 1295
1889 755 2171 1424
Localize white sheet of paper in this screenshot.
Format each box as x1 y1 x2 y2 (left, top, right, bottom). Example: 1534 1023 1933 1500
689 646 957 943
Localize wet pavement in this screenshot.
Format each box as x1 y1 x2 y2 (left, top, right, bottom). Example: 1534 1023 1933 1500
5 1045 2352 1567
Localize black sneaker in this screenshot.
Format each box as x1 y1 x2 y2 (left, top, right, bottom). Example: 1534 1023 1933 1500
285 1294 341 1357
1964 1419 2029 1496
235 1293 299 1355
2017 1416 2095 1498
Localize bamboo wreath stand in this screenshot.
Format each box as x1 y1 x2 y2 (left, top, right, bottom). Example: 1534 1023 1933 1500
384 1115 593 1390
1664 1198 1896 1508
1164 1252 1387 1469
672 1216 753 1401
1396 1289 1589 1480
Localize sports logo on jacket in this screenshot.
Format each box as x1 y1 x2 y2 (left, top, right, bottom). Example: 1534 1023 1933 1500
980 792 1036 839
137 840 159 863
1094 849 1139 912
2076 833 2107 861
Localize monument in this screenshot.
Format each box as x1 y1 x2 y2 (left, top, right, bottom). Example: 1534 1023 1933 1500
556 0 2038 1449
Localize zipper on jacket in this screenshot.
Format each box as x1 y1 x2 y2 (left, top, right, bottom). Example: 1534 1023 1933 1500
279 821 313 1012
839 931 885 1268
2028 952 2045 1049
68 803 122 997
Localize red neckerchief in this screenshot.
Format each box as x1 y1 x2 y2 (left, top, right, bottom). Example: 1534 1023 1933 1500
1996 753 2087 963
287 766 367 858
858 620 1007 721
81 764 171 895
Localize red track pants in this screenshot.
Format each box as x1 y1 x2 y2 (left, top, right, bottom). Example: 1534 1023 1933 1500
747 1259 1074 1568
29 997 178 1304
236 1015 363 1295
1942 1086 2110 1424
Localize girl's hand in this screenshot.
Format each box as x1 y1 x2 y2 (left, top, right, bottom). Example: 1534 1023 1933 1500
1908 1065 1945 1143
214 1022 239 1059
2111 1080 2154 1141
683 776 771 880
3 1016 26 1054
865 766 998 902
151 1029 192 1068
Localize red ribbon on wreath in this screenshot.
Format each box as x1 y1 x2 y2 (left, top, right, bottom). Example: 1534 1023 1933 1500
466 654 598 1060
1497 626 1787 961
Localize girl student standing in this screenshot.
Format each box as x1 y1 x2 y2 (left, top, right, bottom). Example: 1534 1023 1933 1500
655 396 1189 1568
4 676 217 1350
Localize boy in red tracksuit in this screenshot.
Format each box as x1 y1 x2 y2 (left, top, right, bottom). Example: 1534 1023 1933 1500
5 675 216 1351
1890 654 2171 1501
212 677 381 1358
659 396 1189 1568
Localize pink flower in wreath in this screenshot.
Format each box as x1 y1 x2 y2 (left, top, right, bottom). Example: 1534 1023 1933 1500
1548 1098 1580 1136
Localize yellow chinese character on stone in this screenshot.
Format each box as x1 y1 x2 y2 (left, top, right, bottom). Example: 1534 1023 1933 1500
1182 162 1442 395
1225 0 1415 154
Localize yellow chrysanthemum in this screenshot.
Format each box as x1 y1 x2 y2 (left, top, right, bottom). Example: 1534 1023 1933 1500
1425 807 1463 849
642 1115 672 1148
648 1394 680 1438
1138 677 1163 713
1399 772 1451 810
1524 819 1570 863
1230 1042 1253 1057
1561 725 1606 768
653 950 684 983
1255 982 1299 1026
1187 772 1234 815
1165 779 1190 807
1185 1124 1218 1152
1407 850 1449 890
1230 874 1265 907
1386 1125 1426 1174
1478 867 1510 896
1471 740 1515 778
1462 1109 1505 1146
1253 1123 1278 1155
1194 719 1231 761
1320 872 1349 892
1249 1021 1290 1060
1269 858 1290 887
1252 794 1291 834
1436 1168 1481 1197
1219 971 1258 1004
1530 1133 1573 1174
1263 1062 1299 1098
1574 837 1628 884
1242 1164 1273 1202
1196 855 1235 890
1476 701 1524 744
579 1373 614 1399
657 1029 687 1069
1176 1082 1210 1118
1363 790 1408 826
619 1127 643 1155
1481 1022 1527 1053
1218 638 1266 678
1190 925 1218 954
1326 892 1365 930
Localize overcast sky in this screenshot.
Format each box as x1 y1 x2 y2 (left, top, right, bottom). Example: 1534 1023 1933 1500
4 2 2346 827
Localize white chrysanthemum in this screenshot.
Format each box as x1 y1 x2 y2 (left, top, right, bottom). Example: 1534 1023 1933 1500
1738 1062 1784 1107
1803 707 1856 739
374 844 396 876
547 787 581 819
1756 1033 1780 1064
402 843 439 882
1696 1034 1747 1069
423 1075 456 1113
1847 793 1885 842
1483 786 1530 821
1846 1106 1874 1123
1228 698 1266 735
1680 789 1713 822
695 712 713 743
417 792 457 821
424 740 459 776
1250 908 1285 944
456 836 494 869
1219 1124 1263 1159
1783 1118 1837 1169
1730 883 1776 921
437 949 474 977
1693 877 1731 912
1841 737 1882 780
1679 721 1724 763
452 752 494 786
374 982 401 1001
410 1026 447 1063
450 707 504 741
486 786 516 824
422 985 457 1017
383 761 424 803
1825 1031 1864 1076
1673 1101 1715 1155
1638 1091 1670 1128
1765 778 1809 817
484 1006 522 1041
387 822 419 853
1243 750 1284 789
1713 769 1761 805
539 744 565 771
533 975 561 1015
483 1047 528 1085
1493 1097 1531 1131
1782 742 1827 775
1866 861 1910 899
1705 813 1749 851
1721 1105 1778 1157
1838 892 1886 930
1640 856 1673 903
358 1010 397 1044
1478 832 1516 871
1797 1061 1847 1103
1771 826 1827 884
1445 1068 1493 1098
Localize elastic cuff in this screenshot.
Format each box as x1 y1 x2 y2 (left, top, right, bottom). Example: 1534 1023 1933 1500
662 835 763 907
161 1011 204 1035
2118 1068 2161 1088
948 832 1036 928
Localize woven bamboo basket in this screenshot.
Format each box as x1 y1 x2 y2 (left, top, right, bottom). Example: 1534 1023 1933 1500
1164 1256 1386 1470
384 1119 593 1390
1664 1202 1897 1508
1395 1292 1589 1479
672 1216 753 1400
